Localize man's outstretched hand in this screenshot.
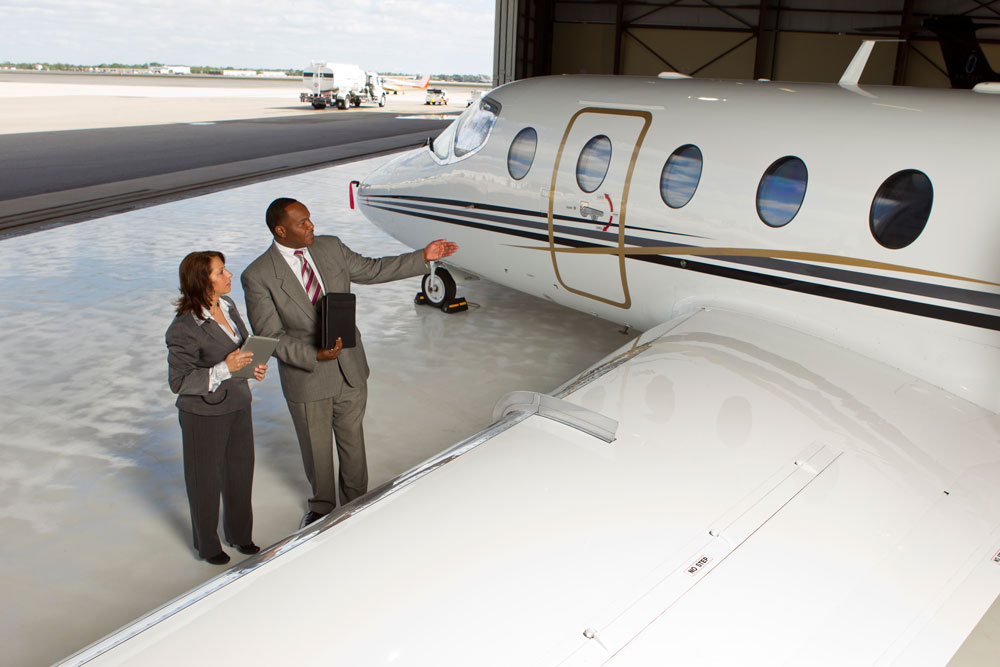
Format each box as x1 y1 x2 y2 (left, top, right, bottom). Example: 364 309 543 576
423 239 459 262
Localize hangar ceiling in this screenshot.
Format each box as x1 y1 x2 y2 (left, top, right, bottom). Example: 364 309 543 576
492 0 1000 88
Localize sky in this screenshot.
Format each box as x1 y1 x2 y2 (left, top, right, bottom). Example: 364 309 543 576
0 0 496 74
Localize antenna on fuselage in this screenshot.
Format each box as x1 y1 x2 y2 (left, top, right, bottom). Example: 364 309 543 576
838 39 901 95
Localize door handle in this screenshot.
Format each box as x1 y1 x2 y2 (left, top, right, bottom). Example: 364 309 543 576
580 202 604 220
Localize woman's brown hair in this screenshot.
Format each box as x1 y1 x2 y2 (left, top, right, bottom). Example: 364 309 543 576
174 251 224 316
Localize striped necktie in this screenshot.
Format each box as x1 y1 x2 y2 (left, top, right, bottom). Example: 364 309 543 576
294 250 321 305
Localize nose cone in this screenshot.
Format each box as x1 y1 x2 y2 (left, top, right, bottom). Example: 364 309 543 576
357 146 439 251
359 148 426 196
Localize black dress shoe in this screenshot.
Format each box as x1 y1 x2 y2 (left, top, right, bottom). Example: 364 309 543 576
204 551 230 565
231 543 259 555
300 511 326 529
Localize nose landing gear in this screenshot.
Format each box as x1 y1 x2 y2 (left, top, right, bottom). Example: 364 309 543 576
416 264 468 313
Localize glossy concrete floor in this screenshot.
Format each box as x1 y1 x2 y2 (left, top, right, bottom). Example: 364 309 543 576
0 156 631 665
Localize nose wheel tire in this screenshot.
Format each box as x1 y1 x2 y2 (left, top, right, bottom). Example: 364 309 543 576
421 269 457 306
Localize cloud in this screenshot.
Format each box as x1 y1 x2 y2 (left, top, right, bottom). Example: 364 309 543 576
0 0 495 73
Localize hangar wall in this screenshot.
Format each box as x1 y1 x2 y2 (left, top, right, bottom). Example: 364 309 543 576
494 0 1000 89
550 25 936 86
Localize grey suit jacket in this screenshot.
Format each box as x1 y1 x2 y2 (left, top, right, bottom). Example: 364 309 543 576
241 236 426 403
165 295 253 416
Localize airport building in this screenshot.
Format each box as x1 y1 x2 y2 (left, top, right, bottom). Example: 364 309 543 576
149 65 191 75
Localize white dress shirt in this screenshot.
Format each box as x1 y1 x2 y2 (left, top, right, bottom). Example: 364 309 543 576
274 241 326 296
193 298 243 392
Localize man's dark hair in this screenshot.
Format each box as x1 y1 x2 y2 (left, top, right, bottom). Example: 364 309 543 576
265 197 300 234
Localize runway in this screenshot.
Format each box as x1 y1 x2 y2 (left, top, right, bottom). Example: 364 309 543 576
0 70 479 133
0 71 475 236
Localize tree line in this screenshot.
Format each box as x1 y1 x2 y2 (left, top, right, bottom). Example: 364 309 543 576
5 63 490 80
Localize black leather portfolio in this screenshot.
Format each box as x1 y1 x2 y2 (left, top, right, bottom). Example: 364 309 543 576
319 292 357 349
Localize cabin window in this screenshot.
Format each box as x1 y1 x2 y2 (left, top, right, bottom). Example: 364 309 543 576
453 97 501 158
756 156 807 227
660 144 703 208
870 170 933 249
576 135 612 193
507 127 537 180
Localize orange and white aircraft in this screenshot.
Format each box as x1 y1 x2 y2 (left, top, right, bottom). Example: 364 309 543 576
381 73 431 93
63 42 1000 666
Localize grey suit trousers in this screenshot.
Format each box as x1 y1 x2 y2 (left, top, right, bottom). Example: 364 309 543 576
286 374 368 513
178 408 254 558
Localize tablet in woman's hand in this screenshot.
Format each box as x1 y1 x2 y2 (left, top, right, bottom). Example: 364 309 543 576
232 335 278 378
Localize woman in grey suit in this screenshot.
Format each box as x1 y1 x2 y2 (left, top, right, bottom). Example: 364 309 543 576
165 251 267 565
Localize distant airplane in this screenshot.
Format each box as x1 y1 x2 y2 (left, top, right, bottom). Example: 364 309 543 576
381 73 431 93
61 41 1000 665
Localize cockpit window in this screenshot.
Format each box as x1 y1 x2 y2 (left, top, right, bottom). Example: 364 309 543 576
431 120 457 160
870 170 932 249
660 144 703 208
453 97 501 158
756 156 807 227
576 135 612 193
507 127 537 180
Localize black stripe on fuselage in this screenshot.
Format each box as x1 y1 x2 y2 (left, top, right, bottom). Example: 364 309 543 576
370 194 1000 311
363 195 1000 331
369 193 708 239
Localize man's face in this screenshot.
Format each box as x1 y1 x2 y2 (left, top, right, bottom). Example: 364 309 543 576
274 202 315 248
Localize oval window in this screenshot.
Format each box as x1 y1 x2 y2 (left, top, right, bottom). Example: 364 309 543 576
453 97 501 158
576 135 612 193
756 156 808 227
507 127 537 180
660 144 703 208
870 170 933 249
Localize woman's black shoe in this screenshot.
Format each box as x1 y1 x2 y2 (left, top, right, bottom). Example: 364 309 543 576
232 543 260 555
204 551 231 565
300 511 326 528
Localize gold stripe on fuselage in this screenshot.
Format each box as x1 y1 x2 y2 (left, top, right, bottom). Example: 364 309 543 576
514 243 1000 289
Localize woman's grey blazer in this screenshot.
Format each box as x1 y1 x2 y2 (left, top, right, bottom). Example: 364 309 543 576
165 295 252 416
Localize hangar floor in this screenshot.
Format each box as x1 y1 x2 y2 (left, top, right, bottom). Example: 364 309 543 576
0 155 631 665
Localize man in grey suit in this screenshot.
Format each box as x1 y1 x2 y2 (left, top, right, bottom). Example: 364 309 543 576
242 197 458 527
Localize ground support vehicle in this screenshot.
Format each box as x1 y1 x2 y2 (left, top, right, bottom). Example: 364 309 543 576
300 62 387 110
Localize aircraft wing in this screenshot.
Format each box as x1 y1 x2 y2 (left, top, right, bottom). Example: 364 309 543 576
65 309 1000 665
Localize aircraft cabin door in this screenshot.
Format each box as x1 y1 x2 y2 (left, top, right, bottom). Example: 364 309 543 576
548 107 651 309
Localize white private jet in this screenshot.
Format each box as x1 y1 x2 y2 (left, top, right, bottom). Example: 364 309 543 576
63 44 1000 665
